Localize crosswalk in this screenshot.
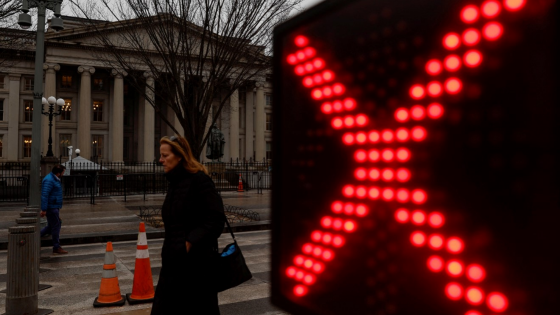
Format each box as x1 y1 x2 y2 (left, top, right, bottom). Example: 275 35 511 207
0 230 289 315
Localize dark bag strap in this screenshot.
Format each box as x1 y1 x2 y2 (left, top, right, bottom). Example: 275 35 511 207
223 213 238 245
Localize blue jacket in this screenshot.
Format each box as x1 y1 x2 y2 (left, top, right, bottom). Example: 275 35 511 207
41 173 63 211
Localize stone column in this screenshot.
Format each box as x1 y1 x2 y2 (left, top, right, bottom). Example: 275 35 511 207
229 89 240 160
255 82 266 161
245 88 254 160
77 66 95 159
111 70 127 162
7 74 21 161
42 63 60 156
143 72 155 162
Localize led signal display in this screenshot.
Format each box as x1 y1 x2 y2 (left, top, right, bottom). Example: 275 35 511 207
271 0 558 315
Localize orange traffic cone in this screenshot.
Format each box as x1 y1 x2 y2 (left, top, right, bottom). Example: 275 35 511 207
126 222 155 304
237 174 244 192
93 242 126 307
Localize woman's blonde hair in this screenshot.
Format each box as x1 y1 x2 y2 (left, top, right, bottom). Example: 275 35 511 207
160 135 208 175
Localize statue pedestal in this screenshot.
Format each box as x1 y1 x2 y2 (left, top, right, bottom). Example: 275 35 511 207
40 157 60 177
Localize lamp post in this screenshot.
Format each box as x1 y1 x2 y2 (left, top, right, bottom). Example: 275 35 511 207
41 96 64 157
18 0 64 207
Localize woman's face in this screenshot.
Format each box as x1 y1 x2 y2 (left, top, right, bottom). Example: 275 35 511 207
159 144 182 173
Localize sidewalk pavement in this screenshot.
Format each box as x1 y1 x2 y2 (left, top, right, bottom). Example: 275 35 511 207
0 190 271 250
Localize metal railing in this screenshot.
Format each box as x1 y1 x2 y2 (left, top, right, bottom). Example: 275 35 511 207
0 176 29 203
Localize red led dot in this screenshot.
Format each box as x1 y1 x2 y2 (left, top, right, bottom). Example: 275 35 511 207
412 189 427 204
368 150 380 162
311 231 322 242
344 220 356 232
322 70 334 81
343 204 354 215
303 243 314 254
411 105 426 120
355 150 367 162
483 22 503 41
356 115 368 126
312 88 323 100
332 219 343 230
444 55 461 71
411 231 426 247
395 208 409 223
332 101 343 112
427 103 444 119
447 237 464 253
411 210 426 225
382 188 394 200
368 187 380 199
322 233 333 244
304 259 314 269
322 249 334 261
443 33 461 50
313 58 325 70
294 255 305 266
312 246 323 257
504 0 525 11
296 51 306 61
356 132 367 144
465 311 482 315
321 102 333 114
426 59 442 75
321 216 333 228
446 282 464 300
323 86 333 98
411 126 427 141
342 133 354 145
487 292 508 312
428 212 445 228
466 264 486 282
333 83 345 95
303 274 316 285
382 130 394 142
382 149 394 162
427 256 444 272
355 205 368 217
294 284 308 297
395 108 409 122
312 262 324 273
369 168 380 180
447 260 464 277
381 168 395 181
304 47 316 58
356 186 367 198
354 168 367 180
294 35 308 47
428 234 444 249
287 54 298 65
461 5 479 23
410 84 425 99
344 116 355 127
396 128 409 142
304 62 314 72
303 77 314 87
295 271 305 280
295 65 306 76
396 189 410 202
396 168 411 182
312 74 323 85
343 185 354 197
445 78 463 94
396 148 411 162
343 98 356 110
464 50 483 67
333 236 345 247
482 1 501 17
463 28 481 46
286 267 297 277
427 81 443 97
369 131 380 143
466 287 484 305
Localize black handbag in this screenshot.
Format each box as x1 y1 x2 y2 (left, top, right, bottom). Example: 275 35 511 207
215 216 253 292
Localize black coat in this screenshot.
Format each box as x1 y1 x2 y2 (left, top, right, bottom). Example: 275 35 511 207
151 166 225 315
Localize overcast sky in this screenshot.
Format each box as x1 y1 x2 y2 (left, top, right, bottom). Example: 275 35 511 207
299 0 325 11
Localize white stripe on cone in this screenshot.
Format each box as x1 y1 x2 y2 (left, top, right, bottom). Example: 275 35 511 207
137 232 148 246
136 249 150 259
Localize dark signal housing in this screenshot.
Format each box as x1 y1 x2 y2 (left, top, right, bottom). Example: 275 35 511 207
272 0 558 314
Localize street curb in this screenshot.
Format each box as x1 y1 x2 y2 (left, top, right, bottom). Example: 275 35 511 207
0 220 271 250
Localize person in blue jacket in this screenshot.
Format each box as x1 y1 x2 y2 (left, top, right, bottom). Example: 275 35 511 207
40 164 68 254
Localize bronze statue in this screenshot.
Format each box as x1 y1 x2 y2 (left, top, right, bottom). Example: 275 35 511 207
206 124 225 161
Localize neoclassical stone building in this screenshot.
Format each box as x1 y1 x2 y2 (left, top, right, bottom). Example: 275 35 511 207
0 15 273 163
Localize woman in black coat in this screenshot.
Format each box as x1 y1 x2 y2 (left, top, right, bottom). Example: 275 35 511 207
151 135 225 315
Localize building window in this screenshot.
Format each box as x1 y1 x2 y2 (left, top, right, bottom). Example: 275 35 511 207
24 100 33 122
60 134 72 157
266 141 272 160
266 113 272 131
0 75 5 89
265 94 272 106
0 136 3 157
23 136 32 158
92 135 104 160
61 75 73 88
61 99 72 120
0 99 4 121
93 101 103 122
93 78 104 91
24 77 34 91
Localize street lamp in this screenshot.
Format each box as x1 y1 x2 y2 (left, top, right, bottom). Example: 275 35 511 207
17 0 64 208
41 96 64 157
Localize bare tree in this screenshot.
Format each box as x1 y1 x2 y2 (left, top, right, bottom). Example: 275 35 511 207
69 0 302 159
0 0 32 70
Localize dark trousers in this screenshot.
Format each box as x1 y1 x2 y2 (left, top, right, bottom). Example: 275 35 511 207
40 209 61 250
